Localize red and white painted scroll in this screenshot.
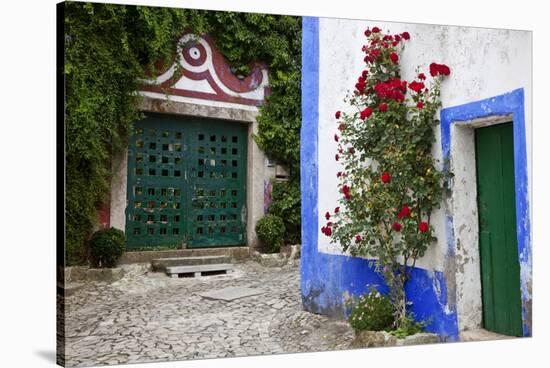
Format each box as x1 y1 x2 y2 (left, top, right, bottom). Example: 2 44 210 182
140 33 269 108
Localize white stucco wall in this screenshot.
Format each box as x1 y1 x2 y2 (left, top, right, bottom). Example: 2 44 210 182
317 18 532 274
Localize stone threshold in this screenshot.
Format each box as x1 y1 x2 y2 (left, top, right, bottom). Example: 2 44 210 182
118 246 251 264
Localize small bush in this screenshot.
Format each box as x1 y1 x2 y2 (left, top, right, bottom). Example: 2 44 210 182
89 227 126 268
390 313 425 338
255 214 285 253
347 289 395 331
268 180 301 244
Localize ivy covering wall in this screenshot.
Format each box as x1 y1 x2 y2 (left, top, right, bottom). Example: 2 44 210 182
64 1 301 265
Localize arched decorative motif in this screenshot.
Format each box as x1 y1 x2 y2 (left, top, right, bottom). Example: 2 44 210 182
140 33 269 107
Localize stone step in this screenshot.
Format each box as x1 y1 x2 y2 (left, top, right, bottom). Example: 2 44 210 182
119 246 249 265
166 263 234 278
152 255 231 272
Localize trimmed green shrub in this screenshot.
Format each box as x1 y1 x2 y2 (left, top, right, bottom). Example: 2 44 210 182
89 228 126 268
255 214 285 253
268 180 301 245
348 289 395 331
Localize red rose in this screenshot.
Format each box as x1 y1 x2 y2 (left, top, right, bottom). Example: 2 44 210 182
381 171 391 183
397 205 411 219
419 221 429 233
325 211 331 220
430 63 451 77
336 171 342 178
392 41 398 47
390 52 398 64
439 64 450 75
355 235 362 243
360 107 373 120
334 134 339 142
355 81 366 92
392 222 402 232
371 49 381 59
429 63 438 77
418 73 426 80
416 101 424 109
364 55 373 63
379 103 388 112
408 81 425 93
338 123 346 131
362 70 368 78
381 42 388 49
342 185 351 200
335 206 340 214
401 32 410 40
364 29 371 37
335 111 341 119
335 154 339 161
322 226 332 236
394 35 401 42
372 26 381 33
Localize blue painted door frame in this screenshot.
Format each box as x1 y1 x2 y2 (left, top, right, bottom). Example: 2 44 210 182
440 89 531 337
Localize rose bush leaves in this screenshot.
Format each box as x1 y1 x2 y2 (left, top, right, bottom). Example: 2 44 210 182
322 26 450 328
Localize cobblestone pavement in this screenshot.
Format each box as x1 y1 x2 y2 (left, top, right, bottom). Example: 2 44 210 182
63 261 355 367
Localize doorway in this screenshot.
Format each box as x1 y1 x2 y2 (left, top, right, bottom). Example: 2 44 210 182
125 113 248 249
475 122 523 336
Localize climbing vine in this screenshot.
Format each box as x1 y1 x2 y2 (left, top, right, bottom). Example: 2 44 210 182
321 26 450 329
64 1 301 265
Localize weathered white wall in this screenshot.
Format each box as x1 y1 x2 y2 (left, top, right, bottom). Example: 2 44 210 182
317 18 532 272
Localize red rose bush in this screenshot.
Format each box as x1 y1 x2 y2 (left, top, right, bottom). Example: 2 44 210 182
322 26 450 329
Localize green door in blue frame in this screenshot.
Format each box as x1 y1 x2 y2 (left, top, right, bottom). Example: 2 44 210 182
475 122 523 336
126 113 248 249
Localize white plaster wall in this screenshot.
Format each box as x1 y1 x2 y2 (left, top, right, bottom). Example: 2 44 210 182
317 18 532 272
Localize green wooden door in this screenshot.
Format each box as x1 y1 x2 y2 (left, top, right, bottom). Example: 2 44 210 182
475 122 523 336
126 113 247 249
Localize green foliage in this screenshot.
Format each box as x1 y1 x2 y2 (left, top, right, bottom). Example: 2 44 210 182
323 27 450 329
347 289 395 331
89 227 126 268
267 181 301 244
64 1 301 265
389 313 425 338
255 214 286 253
202 13 302 171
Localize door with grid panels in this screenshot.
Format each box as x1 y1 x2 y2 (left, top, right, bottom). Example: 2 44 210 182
126 113 247 249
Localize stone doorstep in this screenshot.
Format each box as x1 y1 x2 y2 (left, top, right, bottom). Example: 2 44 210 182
166 263 234 278
119 246 250 265
151 255 231 272
459 329 516 342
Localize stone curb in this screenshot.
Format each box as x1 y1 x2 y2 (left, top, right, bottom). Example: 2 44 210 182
251 244 301 267
64 266 124 284
350 330 440 348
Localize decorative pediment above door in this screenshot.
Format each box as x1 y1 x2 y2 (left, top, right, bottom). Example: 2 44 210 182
140 33 269 107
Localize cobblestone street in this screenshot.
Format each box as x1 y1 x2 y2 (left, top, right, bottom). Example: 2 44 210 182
63 261 354 367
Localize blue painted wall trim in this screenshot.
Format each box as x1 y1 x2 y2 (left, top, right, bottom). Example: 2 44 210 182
440 89 532 336
300 16 459 341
